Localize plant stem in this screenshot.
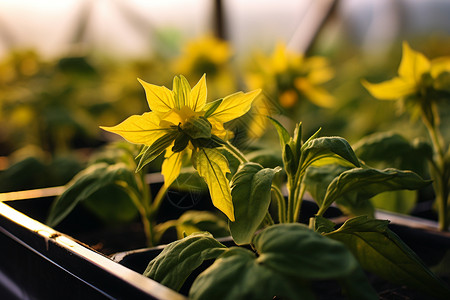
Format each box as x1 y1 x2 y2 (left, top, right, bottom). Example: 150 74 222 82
127 186 154 247
271 185 286 223
293 183 306 222
264 211 274 226
224 141 248 164
151 184 170 217
420 98 449 231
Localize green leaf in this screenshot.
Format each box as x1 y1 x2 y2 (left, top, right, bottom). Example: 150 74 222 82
46 162 139 227
203 98 223 118
326 216 450 299
283 143 297 176
174 210 229 239
143 232 227 291
182 116 212 139
190 247 315 300
229 163 281 245
300 136 360 175
317 168 432 216
267 116 290 148
354 131 432 177
253 223 359 280
136 131 178 172
370 189 417 214
310 215 336 234
82 184 138 224
304 164 351 208
192 148 234 221
172 132 190 152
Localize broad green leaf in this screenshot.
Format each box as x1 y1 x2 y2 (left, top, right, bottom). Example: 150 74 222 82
371 190 417 214
192 148 234 221
354 131 432 177
326 216 450 299
136 131 178 172
175 210 229 239
300 136 360 175
267 116 290 148
309 215 336 234
82 184 138 224
253 223 359 280
190 247 315 300
229 163 281 245
304 164 351 208
182 117 212 139
317 168 432 216
203 98 223 118
47 162 139 227
143 232 227 291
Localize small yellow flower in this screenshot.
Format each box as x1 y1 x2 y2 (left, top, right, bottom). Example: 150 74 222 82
101 74 260 221
362 41 450 100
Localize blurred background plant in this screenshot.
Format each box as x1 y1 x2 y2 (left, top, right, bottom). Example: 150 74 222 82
0 0 449 220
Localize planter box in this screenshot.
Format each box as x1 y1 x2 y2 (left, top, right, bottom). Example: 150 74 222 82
1 185 449 299
0 193 186 299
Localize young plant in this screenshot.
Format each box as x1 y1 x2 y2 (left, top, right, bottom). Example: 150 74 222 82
143 118 450 299
47 74 260 247
363 41 450 231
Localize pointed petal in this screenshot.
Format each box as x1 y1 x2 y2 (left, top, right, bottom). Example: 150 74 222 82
430 57 450 78
138 78 175 113
209 89 261 123
173 75 191 109
362 77 417 100
100 112 170 145
399 42 430 83
192 148 234 221
190 74 207 111
295 78 335 108
162 150 183 188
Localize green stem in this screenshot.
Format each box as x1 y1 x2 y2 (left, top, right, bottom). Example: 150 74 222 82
151 184 170 216
264 211 274 226
271 185 286 223
287 176 296 223
420 97 449 231
224 141 248 164
293 183 306 222
127 186 154 247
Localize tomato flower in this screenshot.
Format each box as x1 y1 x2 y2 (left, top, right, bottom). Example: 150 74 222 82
101 74 260 221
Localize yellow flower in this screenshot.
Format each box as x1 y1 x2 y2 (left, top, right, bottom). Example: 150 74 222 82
245 43 334 138
362 41 450 100
101 74 261 221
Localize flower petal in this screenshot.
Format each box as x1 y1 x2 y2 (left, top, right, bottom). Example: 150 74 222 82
192 148 234 221
295 78 335 108
189 74 207 112
399 42 430 83
209 89 261 123
138 78 175 114
362 77 417 100
173 75 191 109
162 149 183 188
100 112 170 145
430 57 450 79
